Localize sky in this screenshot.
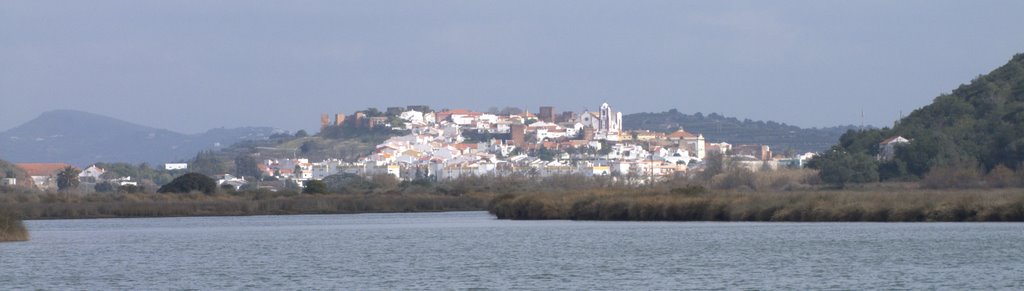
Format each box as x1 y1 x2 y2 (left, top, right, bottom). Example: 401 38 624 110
2 1 1024 134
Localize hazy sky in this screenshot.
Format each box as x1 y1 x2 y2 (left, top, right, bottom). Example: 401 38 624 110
3 1 1023 133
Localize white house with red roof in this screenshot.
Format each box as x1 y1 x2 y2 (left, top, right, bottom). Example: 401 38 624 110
879 136 911 160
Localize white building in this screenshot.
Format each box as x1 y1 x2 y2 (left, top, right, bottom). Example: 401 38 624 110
578 102 623 141
399 110 425 125
312 159 345 179
878 136 911 161
165 163 188 170
216 174 247 190
78 165 105 183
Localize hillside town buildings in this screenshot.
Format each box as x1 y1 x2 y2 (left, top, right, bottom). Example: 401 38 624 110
5 102 817 192
256 102 816 187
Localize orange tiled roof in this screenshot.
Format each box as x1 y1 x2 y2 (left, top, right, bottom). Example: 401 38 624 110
16 163 73 177
667 130 697 139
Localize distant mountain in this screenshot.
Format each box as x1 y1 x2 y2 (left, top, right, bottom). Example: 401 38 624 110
0 110 282 166
623 109 859 153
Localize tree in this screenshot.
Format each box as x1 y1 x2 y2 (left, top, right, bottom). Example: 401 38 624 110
597 141 613 156
498 107 523 115
158 173 218 194
284 179 301 190
699 153 725 181
808 147 879 187
535 147 557 161
190 150 227 176
322 173 376 194
294 130 309 138
300 140 321 154
234 154 260 178
56 166 81 191
94 181 116 193
303 179 328 194
878 159 909 181
389 117 406 128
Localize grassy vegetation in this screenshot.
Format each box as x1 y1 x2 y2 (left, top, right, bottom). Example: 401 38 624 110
4 168 1023 222
488 188 1024 222
0 208 29 242
483 168 1024 222
0 191 491 220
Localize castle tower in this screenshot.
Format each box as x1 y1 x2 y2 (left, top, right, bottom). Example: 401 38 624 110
510 124 527 146
334 113 345 126
539 106 555 123
320 113 330 129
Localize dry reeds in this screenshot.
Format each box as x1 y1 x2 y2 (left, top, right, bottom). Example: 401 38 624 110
488 188 1024 222
0 209 29 242
0 191 491 220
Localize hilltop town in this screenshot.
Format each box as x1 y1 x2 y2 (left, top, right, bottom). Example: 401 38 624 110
251 102 817 188
1 102 818 192
5 102 817 192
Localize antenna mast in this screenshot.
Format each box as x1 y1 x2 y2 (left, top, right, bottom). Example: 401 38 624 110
860 108 865 130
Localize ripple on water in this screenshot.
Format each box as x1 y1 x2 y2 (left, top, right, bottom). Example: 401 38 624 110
1 213 1023 289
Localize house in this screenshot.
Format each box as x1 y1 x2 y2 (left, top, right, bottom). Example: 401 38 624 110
109 176 138 186
79 165 105 183
733 144 772 161
399 110 425 125
657 147 692 165
706 142 732 156
16 163 72 191
634 130 661 141
668 130 707 159
164 163 188 170
878 136 910 161
216 174 247 190
387 165 401 179
368 116 390 128
1 178 15 186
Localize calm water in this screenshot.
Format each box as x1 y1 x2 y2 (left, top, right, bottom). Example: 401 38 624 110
2 212 1023 290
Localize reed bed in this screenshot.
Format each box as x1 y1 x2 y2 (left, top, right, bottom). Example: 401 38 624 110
488 188 1024 222
0 191 490 219
0 209 29 241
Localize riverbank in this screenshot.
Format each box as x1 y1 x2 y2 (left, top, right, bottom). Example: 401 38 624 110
487 188 1024 222
6 183 1024 222
0 209 29 241
0 191 491 220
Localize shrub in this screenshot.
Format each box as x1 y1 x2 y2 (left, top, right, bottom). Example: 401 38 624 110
0 209 29 242
303 180 328 194
712 168 757 190
809 148 879 187
985 165 1019 188
94 182 116 193
118 184 145 194
920 165 984 189
158 173 218 194
670 185 706 196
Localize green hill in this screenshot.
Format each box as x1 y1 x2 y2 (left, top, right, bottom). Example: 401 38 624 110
623 110 859 153
835 53 1024 178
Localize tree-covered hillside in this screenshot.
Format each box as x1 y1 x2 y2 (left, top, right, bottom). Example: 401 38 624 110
824 53 1024 180
623 109 859 153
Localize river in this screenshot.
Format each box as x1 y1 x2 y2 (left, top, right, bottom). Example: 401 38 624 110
1 211 1022 289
